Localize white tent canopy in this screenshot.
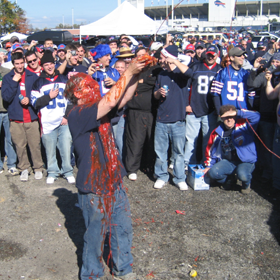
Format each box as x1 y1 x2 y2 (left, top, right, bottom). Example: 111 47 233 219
0 32 28 42
80 1 167 36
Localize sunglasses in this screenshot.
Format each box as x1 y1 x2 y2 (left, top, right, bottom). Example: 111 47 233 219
27 58 37 64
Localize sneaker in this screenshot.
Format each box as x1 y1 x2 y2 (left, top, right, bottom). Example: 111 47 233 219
241 186 251 195
8 167 19 176
114 272 138 280
66 176 75 184
177 181 188 191
0 168 4 174
46 177 56 184
20 169 29 182
154 179 166 189
128 173 137 181
169 164 174 170
34 171 43 180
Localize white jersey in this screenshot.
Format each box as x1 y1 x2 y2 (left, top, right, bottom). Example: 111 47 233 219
31 75 68 134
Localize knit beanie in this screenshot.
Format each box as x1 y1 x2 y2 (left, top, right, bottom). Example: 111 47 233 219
41 50 55 65
161 45 178 59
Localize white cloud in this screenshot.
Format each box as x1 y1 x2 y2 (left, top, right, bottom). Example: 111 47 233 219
42 16 48 19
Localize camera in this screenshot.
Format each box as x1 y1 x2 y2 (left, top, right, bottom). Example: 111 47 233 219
70 50 77 56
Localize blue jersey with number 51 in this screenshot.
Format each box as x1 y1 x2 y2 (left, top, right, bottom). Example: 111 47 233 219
210 65 255 110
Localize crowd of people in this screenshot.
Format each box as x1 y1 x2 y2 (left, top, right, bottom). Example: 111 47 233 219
1 32 280 279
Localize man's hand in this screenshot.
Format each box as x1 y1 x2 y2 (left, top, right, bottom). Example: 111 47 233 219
156 87 168 98
13 73 22 82
49 88 59 99
21 97 29 106
265 70 272 82
253 57 263 69
60 117 68 125
66 50 72 62
186 105 193 113
127 60 146 75
203 167 210 175
88 63 97 76
104 77 116 86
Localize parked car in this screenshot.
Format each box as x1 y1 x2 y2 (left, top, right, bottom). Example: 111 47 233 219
251 33 280 48
27 30 73 46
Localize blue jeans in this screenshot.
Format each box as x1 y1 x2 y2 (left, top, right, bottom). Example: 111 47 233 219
112 115 126 162
41 124 73 178
0 113 17 169
78 186 133 280
208 159 255 189
272 125 280 189
154 121 186 184
185 111 217 166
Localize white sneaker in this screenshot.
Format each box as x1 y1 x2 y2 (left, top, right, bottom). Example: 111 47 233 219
67 176 76 184
128 173 137 181
177 181 188 191
34 171 43 180
154 179 166 189
46 177 56 184
20 169 29 181
169 164 174 170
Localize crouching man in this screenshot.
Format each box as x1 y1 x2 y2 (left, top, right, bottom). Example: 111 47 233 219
64 56 149 279
203 105 260 194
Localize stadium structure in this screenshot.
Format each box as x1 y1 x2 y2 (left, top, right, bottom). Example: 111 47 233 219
125 0 280 31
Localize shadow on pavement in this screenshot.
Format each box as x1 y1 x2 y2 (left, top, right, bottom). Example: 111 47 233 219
52 188 85 275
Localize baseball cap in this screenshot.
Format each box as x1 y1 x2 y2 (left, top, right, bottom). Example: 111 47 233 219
150 42 163 51
185 44 195 53
35 46 43 53
10 36 19 44
195 41 206 49
5 42 11 48
43 46 54 52
11 43 23 52
206 45 219 56
228 46 246 57
53 44 58 50
257 41 267 48
107 36 118 44
57 44 66 52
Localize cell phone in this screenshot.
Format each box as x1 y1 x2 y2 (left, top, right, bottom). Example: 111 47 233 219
260 59 267 65
53 83 59 90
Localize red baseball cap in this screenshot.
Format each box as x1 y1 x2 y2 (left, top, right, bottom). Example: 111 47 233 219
185 44 195 53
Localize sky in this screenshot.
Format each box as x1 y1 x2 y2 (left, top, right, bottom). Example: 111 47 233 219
18 0 201 29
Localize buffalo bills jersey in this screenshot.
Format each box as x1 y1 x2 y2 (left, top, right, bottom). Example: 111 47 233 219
210 65 254 110
31 75 68 134
188 62 221 117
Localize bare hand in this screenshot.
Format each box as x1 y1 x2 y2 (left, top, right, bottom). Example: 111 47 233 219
0 81 2 88
165 56 177 65
157 87 168 98
49 88 59 99
66 50 72 62
186 105 193 113
30 40 37 47
13 73 22 82
88 63 97 76
203 167 210 175
104 77 116 86
127 60 146 75
265 71 272 82
254 57 263 69
20 97 29 105
60 117 68 125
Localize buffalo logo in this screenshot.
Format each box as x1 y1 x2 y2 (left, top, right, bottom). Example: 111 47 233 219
214 0 226 7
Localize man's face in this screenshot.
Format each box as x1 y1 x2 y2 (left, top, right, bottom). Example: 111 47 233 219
222 114 236 129
195 47 205 58
98 54 111 67
109 42 118 51
42 62 55 76
186 51 195 58
26 54 39 70
115 61 126 75
57 50 66 60
77 46 85 63
53 49 57 57
44 40 53 48
230 54 244 68
241 40 247 49
36 51 43 59
205 53 218 65
271 59 280 68
159 53 168 68
69 51 78 66
13 58 25 74
136 49 147 58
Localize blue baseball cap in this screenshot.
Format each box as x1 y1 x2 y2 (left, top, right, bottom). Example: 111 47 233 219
57 44 66 52
11 43 23 52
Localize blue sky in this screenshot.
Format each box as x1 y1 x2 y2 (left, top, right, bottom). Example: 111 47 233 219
18 0 196 29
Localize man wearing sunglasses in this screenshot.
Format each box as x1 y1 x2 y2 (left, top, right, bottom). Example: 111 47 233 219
25 51 41 76
203 104 260 194
210 46 255 115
